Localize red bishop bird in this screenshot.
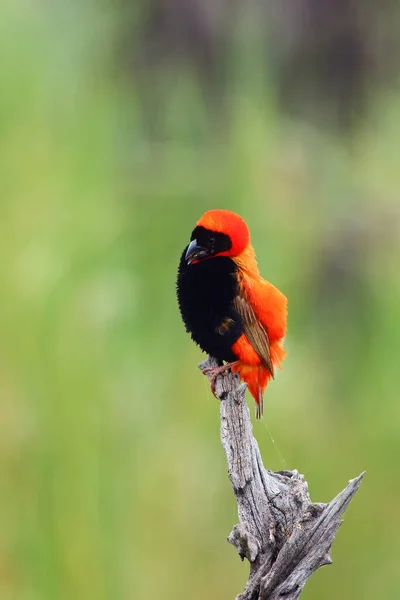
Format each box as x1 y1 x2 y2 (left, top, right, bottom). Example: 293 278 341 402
176 209 287 418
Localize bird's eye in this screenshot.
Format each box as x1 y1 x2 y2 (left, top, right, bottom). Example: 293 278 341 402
209 235 216 246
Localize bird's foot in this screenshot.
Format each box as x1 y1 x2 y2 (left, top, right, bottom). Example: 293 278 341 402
202 361 240 397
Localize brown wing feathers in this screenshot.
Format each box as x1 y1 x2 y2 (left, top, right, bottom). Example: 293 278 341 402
233 295 274 377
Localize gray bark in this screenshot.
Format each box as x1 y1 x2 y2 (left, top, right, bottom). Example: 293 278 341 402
199 356 365 600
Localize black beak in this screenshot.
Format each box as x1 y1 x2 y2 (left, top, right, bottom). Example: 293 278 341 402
185 239 210 265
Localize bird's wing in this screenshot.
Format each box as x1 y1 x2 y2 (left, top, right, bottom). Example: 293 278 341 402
233 294 274 377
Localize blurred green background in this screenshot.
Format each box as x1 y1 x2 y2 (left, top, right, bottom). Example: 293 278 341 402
1 1 400 598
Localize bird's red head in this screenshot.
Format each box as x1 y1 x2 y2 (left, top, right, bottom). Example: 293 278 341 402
197 210 250 257
185 210 251 265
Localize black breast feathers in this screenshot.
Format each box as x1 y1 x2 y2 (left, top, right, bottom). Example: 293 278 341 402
176 251 243 362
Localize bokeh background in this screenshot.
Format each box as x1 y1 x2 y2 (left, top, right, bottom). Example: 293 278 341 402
1 1 400 598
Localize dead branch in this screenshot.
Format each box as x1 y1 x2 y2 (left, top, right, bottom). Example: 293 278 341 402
199 356 365 600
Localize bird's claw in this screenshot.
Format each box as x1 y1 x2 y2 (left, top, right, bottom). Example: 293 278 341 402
202 361 241 398
202 367 221 397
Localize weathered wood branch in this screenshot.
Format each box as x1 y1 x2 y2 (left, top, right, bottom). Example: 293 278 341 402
199 356 365 600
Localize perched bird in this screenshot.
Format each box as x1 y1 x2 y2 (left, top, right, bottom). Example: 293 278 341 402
177 209 287 418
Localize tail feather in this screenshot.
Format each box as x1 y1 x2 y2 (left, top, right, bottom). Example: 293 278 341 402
256 384 264 419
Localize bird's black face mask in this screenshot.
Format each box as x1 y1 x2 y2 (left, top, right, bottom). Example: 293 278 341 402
185 226 232 265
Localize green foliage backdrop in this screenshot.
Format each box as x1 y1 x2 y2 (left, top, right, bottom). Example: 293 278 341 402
0 2 399 599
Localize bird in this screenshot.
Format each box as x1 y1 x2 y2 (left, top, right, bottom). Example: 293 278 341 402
176 209 287 418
